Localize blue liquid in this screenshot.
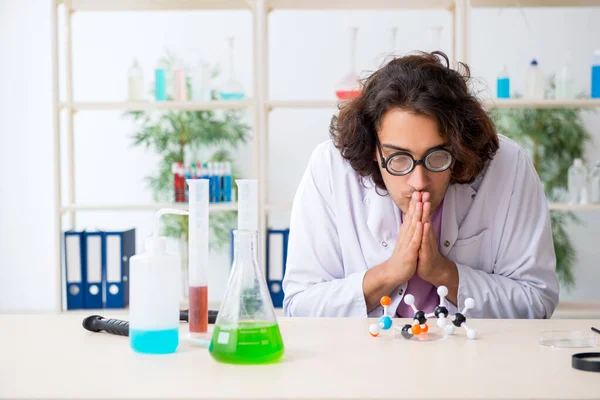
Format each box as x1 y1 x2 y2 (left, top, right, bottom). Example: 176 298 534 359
130 328 178 354
497 77 510 99
210 175 220 203
223 175 232 202
592 66 600 98
155 69 167 101
219 92 245 100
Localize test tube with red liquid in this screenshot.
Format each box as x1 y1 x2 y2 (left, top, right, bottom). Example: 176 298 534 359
186 179 210 336
172 162 186 203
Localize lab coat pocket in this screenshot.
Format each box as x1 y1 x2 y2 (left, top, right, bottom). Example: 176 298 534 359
451 230 492 272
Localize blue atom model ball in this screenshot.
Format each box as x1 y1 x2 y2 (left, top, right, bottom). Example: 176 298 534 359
378 315 392 330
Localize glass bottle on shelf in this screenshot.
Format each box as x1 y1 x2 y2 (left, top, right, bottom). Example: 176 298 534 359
173 61 187 101
497 65 510 99
335 26 361 101
568 158 589 205
591 49 600 99
218 37 245 100
556 52 575 100
128 59 144 101
524 59 545 99
191 51 212 101
155 60 167 102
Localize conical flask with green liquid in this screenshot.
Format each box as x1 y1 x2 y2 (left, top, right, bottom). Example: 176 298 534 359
209 180 284 364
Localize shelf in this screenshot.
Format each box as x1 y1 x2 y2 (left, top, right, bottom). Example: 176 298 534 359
59 100 253 112
60 99 600 113
472 0 600 8
68 0 253 11
482 99 600 109
267 99 600 110
61 202 238 212
65 0 600 11
268 0 454 10
267 100 339 110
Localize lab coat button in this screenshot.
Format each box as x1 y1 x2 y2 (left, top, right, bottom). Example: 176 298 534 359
398 288 404 295
471 193 476 199
382 241 388 248
444 240 450 247
364 198 370 204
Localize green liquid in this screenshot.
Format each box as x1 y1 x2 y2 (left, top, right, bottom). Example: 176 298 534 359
209 321 284 364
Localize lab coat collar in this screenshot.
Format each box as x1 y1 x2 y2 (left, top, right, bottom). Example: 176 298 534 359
364 181 401 245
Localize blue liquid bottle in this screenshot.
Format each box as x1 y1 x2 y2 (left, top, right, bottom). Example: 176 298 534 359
216 162 225 202
223 162 232 202
210 162 221 203
129 215 182 355
497 66 510 99
155 64 167 101
592 50 600 98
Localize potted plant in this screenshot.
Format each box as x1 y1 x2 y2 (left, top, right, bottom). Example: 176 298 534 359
490 99 593 289
127 51 251 297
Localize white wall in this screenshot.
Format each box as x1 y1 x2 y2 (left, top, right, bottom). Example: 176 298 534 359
1 2 599 311
0 0 57 311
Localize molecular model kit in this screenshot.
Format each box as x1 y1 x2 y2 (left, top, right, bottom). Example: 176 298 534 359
369 286 477 340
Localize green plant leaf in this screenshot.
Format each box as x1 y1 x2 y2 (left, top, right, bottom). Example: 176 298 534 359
126 51 251 249
491 97 594 288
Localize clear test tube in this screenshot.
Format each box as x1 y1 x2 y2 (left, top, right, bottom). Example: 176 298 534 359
187 179 210 336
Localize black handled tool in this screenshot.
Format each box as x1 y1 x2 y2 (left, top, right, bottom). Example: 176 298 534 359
83 309 218 336
180 309 219 324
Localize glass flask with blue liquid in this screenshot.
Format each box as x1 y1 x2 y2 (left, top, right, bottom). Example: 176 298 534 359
218 37 245 100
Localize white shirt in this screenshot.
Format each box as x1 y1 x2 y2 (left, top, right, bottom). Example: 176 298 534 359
282 135 560 319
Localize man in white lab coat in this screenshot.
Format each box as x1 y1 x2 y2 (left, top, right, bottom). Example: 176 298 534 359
282 51 560 319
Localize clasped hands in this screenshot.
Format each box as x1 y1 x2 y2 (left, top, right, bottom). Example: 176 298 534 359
386 191 453 286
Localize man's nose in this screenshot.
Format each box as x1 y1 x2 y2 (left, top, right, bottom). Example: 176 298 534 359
406 164 430 192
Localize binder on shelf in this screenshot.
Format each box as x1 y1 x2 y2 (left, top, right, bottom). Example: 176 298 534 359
266 228 289 309
83 231 104 309
104 228 135 309
64 230 86 310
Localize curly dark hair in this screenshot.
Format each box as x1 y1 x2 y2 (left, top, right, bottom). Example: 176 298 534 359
330 51 499 191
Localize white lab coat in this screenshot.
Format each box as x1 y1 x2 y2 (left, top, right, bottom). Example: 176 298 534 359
282 135 560 319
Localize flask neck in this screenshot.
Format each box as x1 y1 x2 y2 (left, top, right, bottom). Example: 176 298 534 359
232 230 259 265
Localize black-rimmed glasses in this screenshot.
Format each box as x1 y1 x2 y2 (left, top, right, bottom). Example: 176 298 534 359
375 137 453 176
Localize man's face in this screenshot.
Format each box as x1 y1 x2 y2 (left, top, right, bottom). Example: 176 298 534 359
376 109 452 214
